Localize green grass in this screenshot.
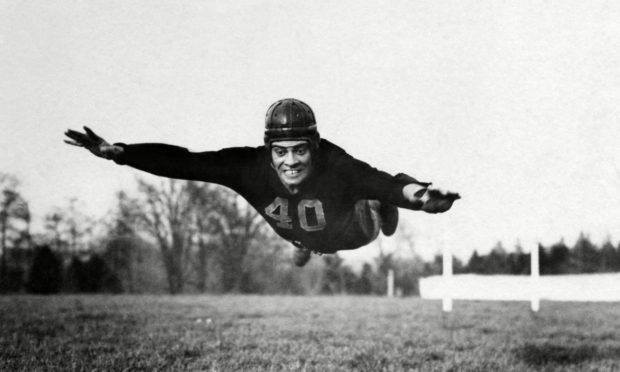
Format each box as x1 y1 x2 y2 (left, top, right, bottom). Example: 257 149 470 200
1 295 619 371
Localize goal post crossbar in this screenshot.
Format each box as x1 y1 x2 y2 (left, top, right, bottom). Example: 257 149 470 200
441 243 540 312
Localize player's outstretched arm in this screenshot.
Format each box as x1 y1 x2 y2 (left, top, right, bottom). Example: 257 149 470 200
64 126 123 160
402 183 460 214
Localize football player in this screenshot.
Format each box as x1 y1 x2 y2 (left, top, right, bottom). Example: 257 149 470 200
65 98 460 267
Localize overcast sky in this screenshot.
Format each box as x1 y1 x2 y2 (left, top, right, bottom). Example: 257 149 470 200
2 0 620 262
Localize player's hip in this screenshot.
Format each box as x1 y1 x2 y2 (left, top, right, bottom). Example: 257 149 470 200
299 200 382 253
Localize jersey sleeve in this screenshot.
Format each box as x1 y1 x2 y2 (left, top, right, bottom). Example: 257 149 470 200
324 141 431 210
112 142 261 188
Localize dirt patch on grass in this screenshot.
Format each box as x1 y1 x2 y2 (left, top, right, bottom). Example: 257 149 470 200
514 342 603 366
236 312 265 319
346 352 389 371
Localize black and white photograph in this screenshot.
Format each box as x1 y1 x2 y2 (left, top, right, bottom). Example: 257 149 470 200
1 1 620 370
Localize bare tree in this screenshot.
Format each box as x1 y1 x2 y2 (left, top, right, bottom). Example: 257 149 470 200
0 173 31 291
185 182 223 292
43 198 93 258
194 185 266 292
103 191 165 293
133 178 196 294
120 178 273 294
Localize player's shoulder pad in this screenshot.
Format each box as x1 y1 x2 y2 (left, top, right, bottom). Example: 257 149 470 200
318 138 345 152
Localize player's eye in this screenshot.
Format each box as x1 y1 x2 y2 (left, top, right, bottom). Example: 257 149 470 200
272 148 286 157
295 147 308 155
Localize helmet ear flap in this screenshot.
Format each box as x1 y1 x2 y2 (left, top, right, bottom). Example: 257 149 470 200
311 132 321 149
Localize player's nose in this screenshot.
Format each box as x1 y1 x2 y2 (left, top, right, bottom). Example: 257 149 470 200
283 150 298 165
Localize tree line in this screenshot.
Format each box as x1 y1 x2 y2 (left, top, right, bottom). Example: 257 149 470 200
2 172 620 296
460 236 620 275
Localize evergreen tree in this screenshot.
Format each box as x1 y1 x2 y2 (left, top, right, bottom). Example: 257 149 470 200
83 254 122 293
321 254 345 294
26 245 62 294
616 242 620 271
393 257 426 296
507 243 529 275
373 251 395 294
548 240 570 274
341 266 360 294
571 233 600 273
421 254 443 276
466 250 485 274
355 263 374 294
64 256 86 292
487 241 509 274
599 239 618 272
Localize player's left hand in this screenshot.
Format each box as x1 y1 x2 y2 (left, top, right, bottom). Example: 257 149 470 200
403 183 460 213
422 188 460 213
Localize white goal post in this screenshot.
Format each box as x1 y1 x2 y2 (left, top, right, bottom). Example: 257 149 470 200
530 242 540 312
422 242 620 312
442 245 453 312
439 243 539 312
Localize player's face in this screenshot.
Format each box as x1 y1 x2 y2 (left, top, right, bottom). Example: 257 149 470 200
270 140 313 192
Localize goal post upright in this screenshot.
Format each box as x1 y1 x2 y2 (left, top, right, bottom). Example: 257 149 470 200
442 243 453 312
531 242 540 312
387 269 394 297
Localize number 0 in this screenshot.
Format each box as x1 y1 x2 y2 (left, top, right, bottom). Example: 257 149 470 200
298 199 326 232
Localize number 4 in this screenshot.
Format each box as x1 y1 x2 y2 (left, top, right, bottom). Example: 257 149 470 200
264 197 292 228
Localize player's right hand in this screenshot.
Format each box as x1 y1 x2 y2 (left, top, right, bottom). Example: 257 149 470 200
64 126 123 160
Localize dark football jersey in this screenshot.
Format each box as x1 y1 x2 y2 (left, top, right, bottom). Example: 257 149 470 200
114 139 428 253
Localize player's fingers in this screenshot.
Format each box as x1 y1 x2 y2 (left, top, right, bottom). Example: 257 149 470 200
63 139 84 147
65 128 85 138
427 189 442 198
429 189 460 200
64 130 89 144
64 129 79 138
433 199 453 213
83 126 101 141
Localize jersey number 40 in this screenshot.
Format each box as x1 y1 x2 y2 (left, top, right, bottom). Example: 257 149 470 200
264 197 326 232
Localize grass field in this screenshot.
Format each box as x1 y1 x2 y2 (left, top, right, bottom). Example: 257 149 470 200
1 295 619 371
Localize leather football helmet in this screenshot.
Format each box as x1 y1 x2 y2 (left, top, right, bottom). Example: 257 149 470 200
264 98 320 148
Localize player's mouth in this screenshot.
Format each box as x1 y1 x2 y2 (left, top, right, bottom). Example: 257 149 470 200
284 169 301 176
279 167 308 183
